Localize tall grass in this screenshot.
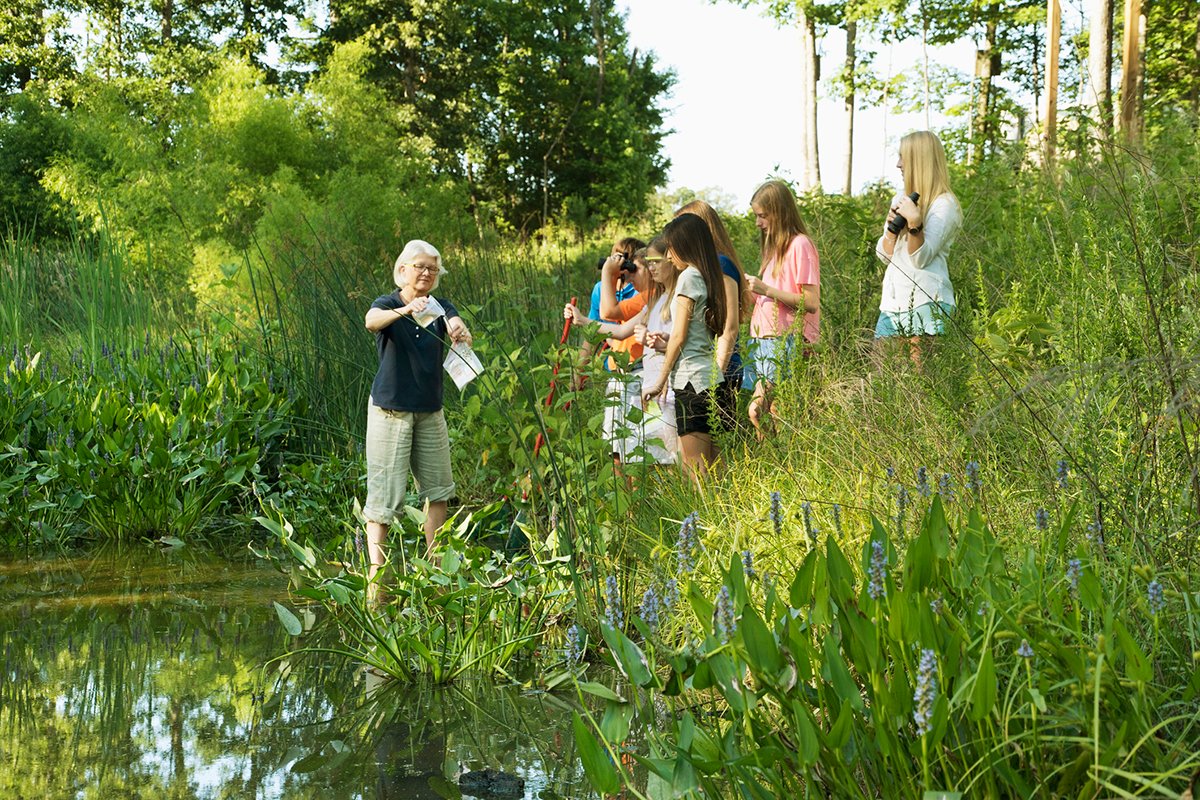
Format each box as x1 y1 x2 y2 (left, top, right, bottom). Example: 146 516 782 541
0 226 159 359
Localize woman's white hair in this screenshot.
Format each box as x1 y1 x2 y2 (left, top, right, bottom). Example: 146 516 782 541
393 239 447 290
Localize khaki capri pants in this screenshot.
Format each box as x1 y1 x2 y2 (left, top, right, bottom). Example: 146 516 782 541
363 403 455 525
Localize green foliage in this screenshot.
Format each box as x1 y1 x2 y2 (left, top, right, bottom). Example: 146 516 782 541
259 512 576 683
0 335 296 544
579 500 1200 797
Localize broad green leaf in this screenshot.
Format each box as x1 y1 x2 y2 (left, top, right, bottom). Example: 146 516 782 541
273 602 302 636
740 603 782 676
572 711 620 794
578 681 625 702
599 621 653 686
822 637 863 711
970 649 997 721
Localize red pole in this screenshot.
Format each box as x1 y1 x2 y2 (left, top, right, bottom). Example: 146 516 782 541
533 296 576 458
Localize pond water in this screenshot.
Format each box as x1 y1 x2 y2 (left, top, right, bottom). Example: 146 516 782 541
0 549 604 799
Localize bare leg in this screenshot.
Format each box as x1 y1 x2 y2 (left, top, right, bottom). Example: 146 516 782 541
748 380 772 440
366 520 388 602
424 499 447 553
679 432 714 487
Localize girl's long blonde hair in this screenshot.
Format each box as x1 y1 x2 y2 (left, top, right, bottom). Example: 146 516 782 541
675 200 753 322
750 180 809 279
899 131 956 220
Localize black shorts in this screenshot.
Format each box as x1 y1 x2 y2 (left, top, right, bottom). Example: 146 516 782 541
714 372 742 431
675 382 717 436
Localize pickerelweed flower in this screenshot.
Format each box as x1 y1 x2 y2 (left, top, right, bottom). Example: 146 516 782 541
1066 558 1082 594
1035 508 1049 531
714 586 736 643
769 491 782 537
1147 580 1165 615
639 585 662 633
916 467 931 498
965 460 982 492
896 485 910 527
867 540 887 600
938 472 954 500
913 649 938 736
677 512 699 573
801 501 818 544
603 575 623 630
1056 459 1069 490
1017 640 1035 659
742 550 756 580
929 596 944 615
1086 513 1104 546
663 578 679 610
886 465 896 480
832 504 842 535
565 623 586 665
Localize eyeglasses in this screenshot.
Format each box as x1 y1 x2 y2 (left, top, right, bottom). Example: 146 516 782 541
407 264 438 275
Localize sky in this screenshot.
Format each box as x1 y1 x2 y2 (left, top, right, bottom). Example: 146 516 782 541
619 0 980 208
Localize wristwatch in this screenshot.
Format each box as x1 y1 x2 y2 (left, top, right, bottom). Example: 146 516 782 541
908 224 924 235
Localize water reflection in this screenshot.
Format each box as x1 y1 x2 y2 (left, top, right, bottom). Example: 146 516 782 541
0 549 603 799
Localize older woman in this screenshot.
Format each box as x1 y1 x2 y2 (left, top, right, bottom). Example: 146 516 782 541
363 239 471 579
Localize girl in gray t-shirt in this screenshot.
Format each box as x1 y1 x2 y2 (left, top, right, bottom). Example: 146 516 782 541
640 213 729 480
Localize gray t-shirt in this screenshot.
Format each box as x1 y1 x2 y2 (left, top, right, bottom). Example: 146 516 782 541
671 266 718 392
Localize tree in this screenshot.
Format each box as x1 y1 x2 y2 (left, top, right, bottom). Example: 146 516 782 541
311 0 672 232
1086 0 1114 137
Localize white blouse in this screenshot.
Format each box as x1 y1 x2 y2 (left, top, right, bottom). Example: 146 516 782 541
875 193 962 313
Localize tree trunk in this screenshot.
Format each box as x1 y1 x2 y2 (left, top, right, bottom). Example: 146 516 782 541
843 18 856 195
1119 0 1143 142
160 0 173 44
797 7 821 191
1087 0 1113 136
591 0 606 101
974 12 998 161
1043 0 1061 168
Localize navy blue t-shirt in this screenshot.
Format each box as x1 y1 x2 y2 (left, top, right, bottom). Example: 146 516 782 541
369 293 460 412
719 254 744 379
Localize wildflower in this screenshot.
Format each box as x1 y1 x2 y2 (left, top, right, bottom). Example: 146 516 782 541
639 585 662 633
965 460 981 492
742 550 756 580
1086 513 1104 546
1056 459 1069 490
65 431 75 449
769 491 782 537
832 504 842 535
353 527 364 555
929 596 944 615
885 465 896 480
867 540 887 600
916 467 931 498
1066 558 1082 594
1147 580 1165 615
714 586 735 643
938 472 954 500
677 512 699 574
603 575 623 630
565 623 586 665
663 578 679 610
913 649 938 736
896 485 910 527
1035 508 1049 531
1017 640 1034 659
801 501 818 544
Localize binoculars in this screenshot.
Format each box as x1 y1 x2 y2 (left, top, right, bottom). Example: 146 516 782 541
886 192 921 234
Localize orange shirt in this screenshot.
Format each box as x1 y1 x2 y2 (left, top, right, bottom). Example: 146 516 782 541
605 292 648 370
